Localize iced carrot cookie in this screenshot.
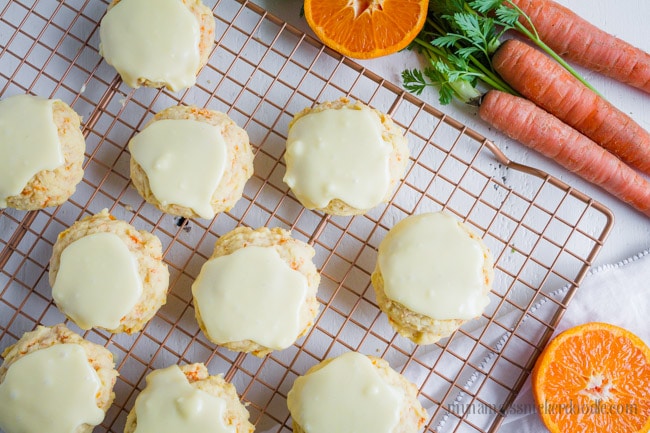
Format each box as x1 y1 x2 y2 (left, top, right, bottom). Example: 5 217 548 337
0 94 85 210
287 351 428 433
0 324 118 433
49 209 169 334
99 0 215 91
124 363 254 433
129 105 254 219
283 98 409 216
372 212 494 345
191 226 320 357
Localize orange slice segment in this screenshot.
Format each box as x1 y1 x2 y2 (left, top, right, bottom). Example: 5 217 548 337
303 0 429 59
532 322 650 433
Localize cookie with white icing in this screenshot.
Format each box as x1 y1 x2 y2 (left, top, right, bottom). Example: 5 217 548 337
287 351 428 433
124 363 254 433
0 324 118 433
0 94 85 210
99 0 215 91
129 105 254 219
371 212 494 345
49 209 169 334
283 98 409 216
192 226 320 357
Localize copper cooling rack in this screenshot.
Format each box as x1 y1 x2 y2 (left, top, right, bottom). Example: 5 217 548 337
0 0 614 432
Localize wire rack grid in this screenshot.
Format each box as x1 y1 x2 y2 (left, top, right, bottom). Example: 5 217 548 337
0 0 613 432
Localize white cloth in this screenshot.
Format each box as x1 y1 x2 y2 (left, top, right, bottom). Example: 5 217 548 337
498 249 650 432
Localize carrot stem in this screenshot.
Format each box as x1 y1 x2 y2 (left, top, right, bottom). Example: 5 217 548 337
509 0 650 94
503 0 601 95
406 0 601 102
415 16 519 96
512 21 603 97
411 36 517 99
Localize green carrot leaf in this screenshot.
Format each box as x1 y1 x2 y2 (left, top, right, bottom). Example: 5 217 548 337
438 86 455 105
452 13 482 41
468 0 503 14
430 0 466 15
456 46 481 59
424 64 456 105
432 34 465 48
402 69 430 96
403 0 599 103
494 5 520 26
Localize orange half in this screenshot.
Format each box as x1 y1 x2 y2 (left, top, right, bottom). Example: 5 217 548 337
532 322 650 433
303 0 429 59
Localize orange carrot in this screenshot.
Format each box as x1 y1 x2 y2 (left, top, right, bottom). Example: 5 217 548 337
510 0 650 94
492 39 650 176
479 90 650 217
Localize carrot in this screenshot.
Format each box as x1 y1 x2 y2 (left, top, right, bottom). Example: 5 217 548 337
479 90 650 217
492 38 650 176
510 0 650 93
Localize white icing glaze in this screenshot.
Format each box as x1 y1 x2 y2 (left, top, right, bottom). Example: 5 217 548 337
129 119 228 219
99 0 201 91
0 94 63 208
287 352 403 433
283 107 392 210
377 212 490 320
0 344 104 433
191 245 309 350
133 365 234 433
52 232 143 330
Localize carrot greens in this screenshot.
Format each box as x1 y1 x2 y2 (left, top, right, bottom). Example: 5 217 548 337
402 0 600 104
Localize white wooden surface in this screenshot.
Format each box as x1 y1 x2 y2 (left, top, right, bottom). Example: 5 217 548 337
254 0 650 266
